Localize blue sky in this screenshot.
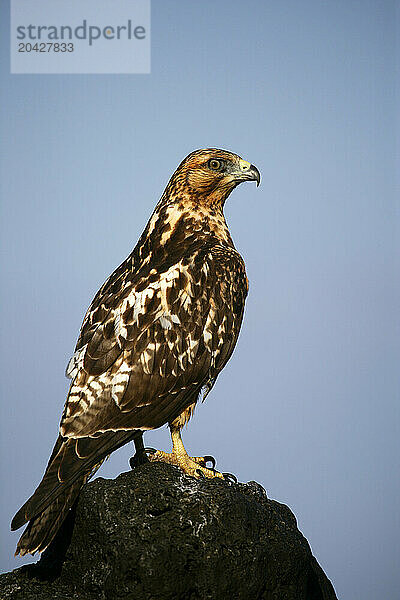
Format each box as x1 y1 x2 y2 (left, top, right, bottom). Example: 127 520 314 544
1 2 399 598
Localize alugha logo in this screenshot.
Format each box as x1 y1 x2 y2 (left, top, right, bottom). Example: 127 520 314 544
16 20 146 46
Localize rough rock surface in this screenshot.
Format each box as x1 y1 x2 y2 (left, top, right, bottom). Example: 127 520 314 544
1 462 337 600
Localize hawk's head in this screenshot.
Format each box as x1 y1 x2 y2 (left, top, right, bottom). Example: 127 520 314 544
168 148 260 208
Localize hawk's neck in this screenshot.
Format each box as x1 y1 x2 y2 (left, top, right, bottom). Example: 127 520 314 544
142 198 235 252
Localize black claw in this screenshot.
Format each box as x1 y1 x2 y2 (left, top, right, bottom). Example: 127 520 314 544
195 469 206 479
129 447 157 469
222 472 238 484
203 455 216 469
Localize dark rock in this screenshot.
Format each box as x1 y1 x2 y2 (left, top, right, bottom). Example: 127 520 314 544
0 463 338 600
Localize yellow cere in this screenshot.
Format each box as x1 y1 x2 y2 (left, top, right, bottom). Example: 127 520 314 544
239 159 251 171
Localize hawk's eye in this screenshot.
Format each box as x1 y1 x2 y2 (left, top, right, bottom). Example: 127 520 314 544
208 159 223 171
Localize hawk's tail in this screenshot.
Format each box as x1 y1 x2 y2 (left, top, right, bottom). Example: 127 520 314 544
14 476 83 556
11 430 137 556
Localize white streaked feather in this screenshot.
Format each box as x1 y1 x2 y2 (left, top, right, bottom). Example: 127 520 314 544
65 344 87 379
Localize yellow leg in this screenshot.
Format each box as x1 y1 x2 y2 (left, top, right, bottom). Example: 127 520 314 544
147 424 224 479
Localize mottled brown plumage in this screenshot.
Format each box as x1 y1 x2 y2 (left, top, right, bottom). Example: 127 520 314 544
11 148 260 556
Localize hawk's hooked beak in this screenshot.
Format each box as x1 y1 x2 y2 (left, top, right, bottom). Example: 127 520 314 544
236 159 261 187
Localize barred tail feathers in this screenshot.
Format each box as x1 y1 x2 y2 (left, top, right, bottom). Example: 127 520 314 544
12 430 137 555
15 476 83 556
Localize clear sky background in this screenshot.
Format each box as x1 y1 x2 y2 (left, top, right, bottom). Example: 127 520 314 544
1 2 399 599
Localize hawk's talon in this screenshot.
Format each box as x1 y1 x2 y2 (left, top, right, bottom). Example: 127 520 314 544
143 447 157 455
129 446 156 469
203 455 216 469
222 472 238 484
191 455 216 469
145 447 223 480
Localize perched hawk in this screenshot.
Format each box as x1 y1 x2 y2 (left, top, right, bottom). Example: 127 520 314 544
11 148 260 556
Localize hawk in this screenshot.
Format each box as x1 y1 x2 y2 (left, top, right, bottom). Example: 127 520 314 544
11 148 260 556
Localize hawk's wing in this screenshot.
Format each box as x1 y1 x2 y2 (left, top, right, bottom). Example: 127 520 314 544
11 244 247 542
61 242 247 439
